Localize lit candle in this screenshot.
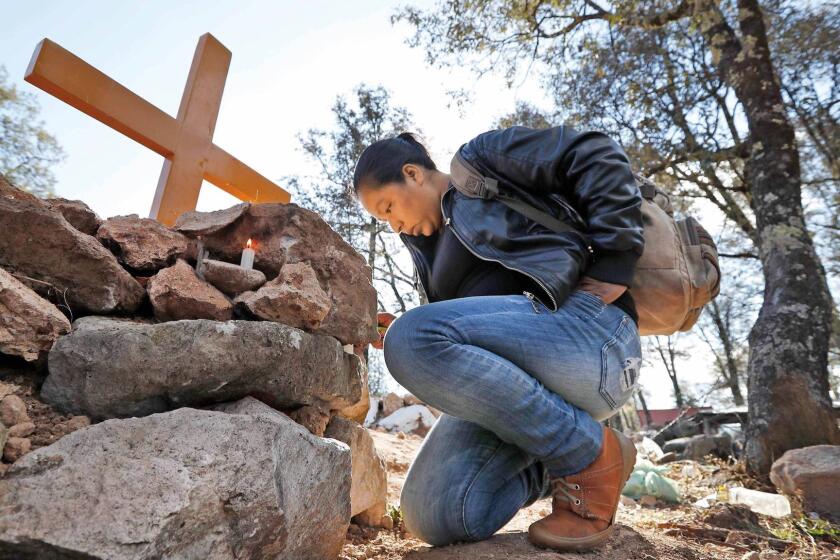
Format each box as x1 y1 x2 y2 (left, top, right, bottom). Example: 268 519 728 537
240 238 255 270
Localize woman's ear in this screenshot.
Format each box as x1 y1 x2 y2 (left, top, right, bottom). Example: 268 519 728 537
403 163 423 186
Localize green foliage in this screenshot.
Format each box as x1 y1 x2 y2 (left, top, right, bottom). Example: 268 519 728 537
494 101 552 130
386 503 403 527
0 66 64 196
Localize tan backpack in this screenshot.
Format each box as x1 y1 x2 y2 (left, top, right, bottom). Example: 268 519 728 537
450 152 721 336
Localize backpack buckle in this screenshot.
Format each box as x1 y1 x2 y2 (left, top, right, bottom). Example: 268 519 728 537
477 177 499 199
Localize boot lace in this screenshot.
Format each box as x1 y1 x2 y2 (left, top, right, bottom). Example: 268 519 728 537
551 477 582 506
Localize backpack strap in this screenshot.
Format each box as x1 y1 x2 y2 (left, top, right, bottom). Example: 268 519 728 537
450 151 593 252
633 173 658 200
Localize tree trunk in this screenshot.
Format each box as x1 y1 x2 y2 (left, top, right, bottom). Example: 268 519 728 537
655 336 685 408
708 300 745 406
637 389 653 427
695 0 840 475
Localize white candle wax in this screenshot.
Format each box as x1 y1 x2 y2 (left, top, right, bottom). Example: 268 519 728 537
240 248 255 270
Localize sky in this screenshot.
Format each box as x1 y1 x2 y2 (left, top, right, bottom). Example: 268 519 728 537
1 0 731 409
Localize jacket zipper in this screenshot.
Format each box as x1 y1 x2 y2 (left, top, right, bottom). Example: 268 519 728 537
441 187 558 312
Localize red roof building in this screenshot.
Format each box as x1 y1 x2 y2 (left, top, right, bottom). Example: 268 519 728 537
637 407 712 427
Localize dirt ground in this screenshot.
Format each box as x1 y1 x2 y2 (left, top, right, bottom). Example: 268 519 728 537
339 429 840 560
2 365 836 559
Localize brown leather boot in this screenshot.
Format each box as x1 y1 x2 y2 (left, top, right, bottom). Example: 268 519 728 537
528 426 637 551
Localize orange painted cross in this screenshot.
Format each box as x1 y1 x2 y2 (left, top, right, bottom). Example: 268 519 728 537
24 33 291 226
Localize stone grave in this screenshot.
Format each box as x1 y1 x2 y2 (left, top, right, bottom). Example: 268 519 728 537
0 174 390 559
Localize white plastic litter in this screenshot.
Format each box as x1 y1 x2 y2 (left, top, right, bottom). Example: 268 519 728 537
363 396 381 427
681 463 699 477
377 404 437 433
693 493 717 509
637 437 665 460
728 487 791 518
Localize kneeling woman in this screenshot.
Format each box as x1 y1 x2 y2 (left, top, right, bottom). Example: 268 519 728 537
354 126 644 552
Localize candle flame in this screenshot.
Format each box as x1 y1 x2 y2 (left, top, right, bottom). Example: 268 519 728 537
246 238 253 249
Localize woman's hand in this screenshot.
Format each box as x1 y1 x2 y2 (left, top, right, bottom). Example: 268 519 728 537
371 312 397 350
577 276 627 305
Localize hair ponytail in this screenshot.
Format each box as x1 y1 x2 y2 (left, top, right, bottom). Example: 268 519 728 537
352 132 437 196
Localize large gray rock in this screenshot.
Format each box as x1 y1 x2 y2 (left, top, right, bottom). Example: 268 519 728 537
770 445 840 518
0 267 70 362
683 433 732 461
44 197 102 236
97 214 192 274
0 398 352 559
42 316 364 420
0 176 144 314
174 202 378 345
324 416 388 526
147 259 232 321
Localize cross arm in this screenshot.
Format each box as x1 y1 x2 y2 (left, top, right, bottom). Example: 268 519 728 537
25 38 178 157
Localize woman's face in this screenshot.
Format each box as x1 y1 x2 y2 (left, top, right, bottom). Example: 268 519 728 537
357 164 444 237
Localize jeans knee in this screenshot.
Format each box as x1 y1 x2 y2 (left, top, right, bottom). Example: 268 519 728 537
400 489 466 547
383 306 425 386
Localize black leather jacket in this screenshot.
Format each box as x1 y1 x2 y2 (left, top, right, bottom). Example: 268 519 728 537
399 125 645 312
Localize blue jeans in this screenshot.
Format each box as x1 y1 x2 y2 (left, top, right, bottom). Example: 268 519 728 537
382 290 642 546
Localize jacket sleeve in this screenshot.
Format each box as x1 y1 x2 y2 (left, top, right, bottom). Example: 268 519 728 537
462 125 645 287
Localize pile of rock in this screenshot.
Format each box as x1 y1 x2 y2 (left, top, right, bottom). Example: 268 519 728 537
0 175 388 559
365 391 441 437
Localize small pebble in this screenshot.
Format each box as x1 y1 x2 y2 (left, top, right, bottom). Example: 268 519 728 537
3 436 31 462
8 421 35 438
0 395 30 426
620 495 637 507
60 416 91 432
640 495 658 507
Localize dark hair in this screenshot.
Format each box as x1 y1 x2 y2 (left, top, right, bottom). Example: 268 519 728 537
352 132 437 196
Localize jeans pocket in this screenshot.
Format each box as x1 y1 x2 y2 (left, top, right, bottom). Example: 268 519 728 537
598 316 642 411
568 290 606 320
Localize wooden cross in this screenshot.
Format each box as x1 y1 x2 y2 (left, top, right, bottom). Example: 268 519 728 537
24 33 291 226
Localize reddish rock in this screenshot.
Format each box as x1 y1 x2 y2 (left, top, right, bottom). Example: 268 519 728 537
288 401 331 437
337 365 370 425
234 261 330 330
97 214 192 274
0 395 30 427
44 197 102 235
175 202 378 345
381 392 405 417
0 267 71 362
147 259 232 321
402 393 424 407
200 258 266 296
0 383 13 400
8 422 35 438
3 436 31 462
0 176 144 314
770 445 840 518
325 416 388 526
59 416 91 433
